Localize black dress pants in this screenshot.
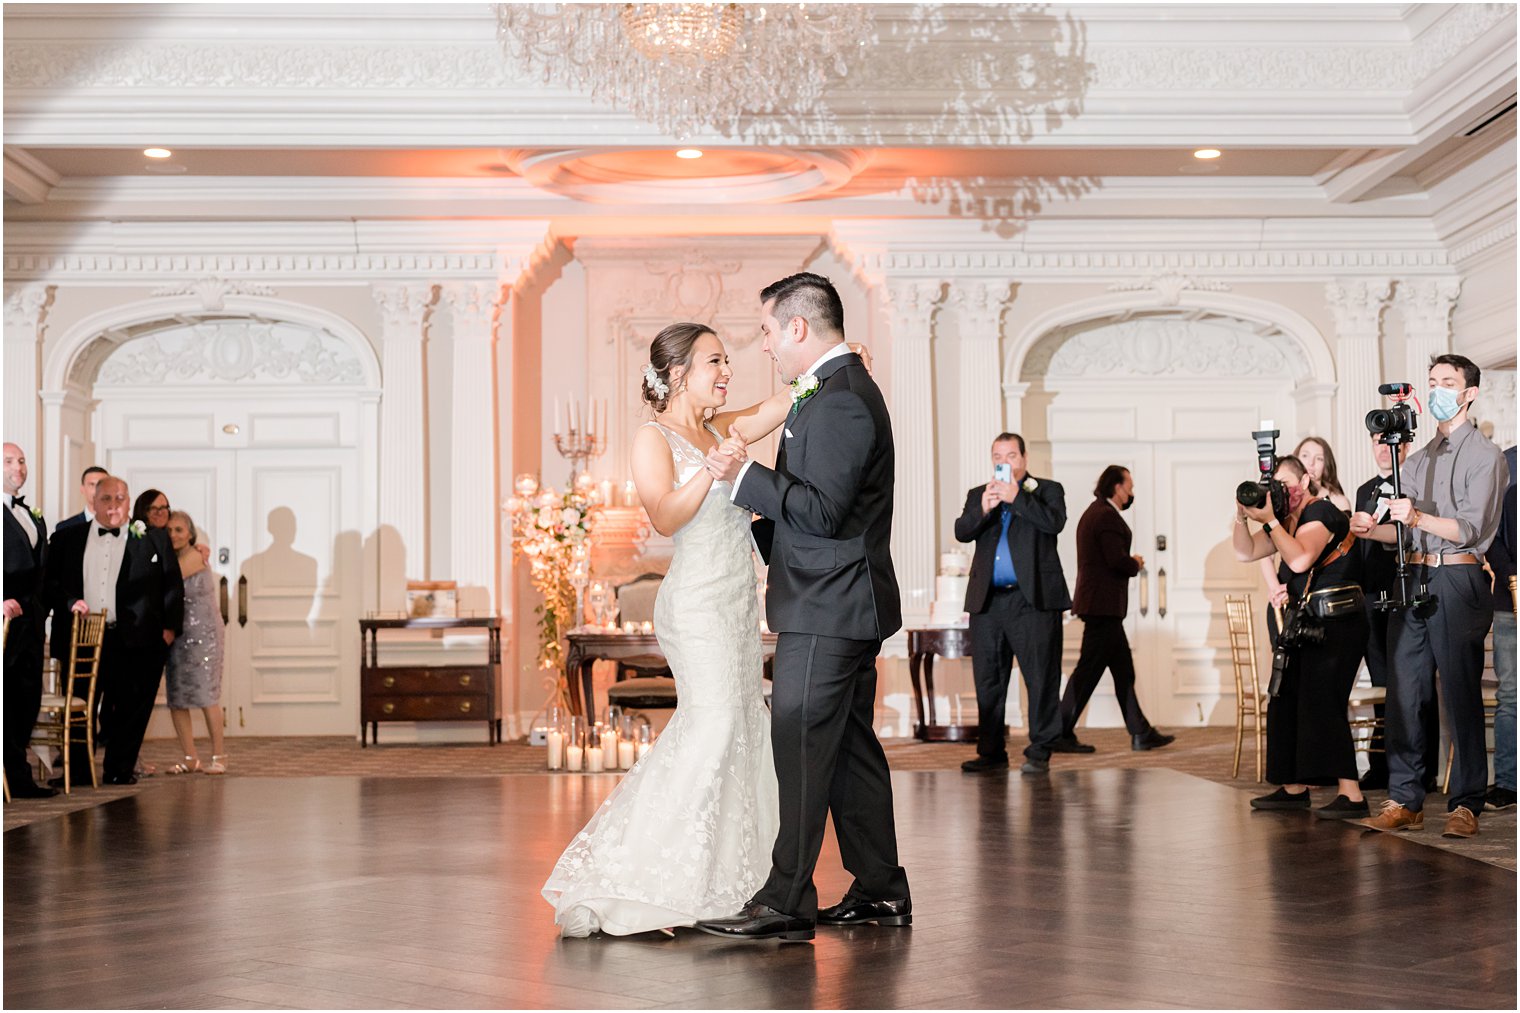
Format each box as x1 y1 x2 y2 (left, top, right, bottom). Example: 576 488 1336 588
1388 564 1492 816
100 629 167 782
969 587 1063 761
1059 615 1152 737
1360 598 1439 782
3 609 45 787
1265 612 1367 786
753 632 910 921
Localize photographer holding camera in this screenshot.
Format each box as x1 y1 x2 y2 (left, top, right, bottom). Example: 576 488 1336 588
1234 454 1370 819
1350 354 1509 838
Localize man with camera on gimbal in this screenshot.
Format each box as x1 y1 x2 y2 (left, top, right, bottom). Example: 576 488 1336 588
1350 354 1509 838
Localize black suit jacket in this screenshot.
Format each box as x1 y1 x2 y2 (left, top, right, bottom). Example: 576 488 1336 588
54 510 90 534
1070 498 1139 619
954 477 1072 615
1350 474 1398 594
734 351 901 642
46 524 184 657
4 503 48 624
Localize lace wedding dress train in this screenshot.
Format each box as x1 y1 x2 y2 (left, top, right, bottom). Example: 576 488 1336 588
542 421 779 937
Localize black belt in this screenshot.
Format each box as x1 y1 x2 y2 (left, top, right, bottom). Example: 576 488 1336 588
991 584 1020 593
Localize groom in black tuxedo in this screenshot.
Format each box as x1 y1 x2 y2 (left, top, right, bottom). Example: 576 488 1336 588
46 476 183 785
698 272 910 941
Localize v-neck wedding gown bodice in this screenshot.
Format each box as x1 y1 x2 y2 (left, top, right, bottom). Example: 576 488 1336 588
542 420 778 937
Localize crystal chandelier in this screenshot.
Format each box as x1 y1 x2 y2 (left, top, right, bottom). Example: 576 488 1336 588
496 3 873 138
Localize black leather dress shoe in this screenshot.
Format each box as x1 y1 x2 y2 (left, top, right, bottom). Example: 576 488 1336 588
818 897 912 927
695 903 815 942
103 774 138 786
1050 735 1096 754
1131 729 1175 751
8 781 58 799
960 755 1009 773
1020 757 1050 775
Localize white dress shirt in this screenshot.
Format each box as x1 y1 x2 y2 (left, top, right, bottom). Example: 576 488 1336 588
731 342 856 502
83 524 127 621
5 492 37 547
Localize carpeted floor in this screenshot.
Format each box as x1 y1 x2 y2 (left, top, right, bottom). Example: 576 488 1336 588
7 726 1514 869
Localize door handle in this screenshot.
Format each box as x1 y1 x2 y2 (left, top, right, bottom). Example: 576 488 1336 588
1137 565 1149 617
1158 567 1168 618
238 706 245 728
237 575 248 627
219 576 229 625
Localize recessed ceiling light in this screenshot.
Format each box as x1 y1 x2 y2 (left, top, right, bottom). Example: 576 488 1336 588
1193 148 1222 160
143 147 173 159
675 148 704 160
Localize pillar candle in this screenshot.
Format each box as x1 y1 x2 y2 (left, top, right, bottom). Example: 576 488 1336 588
618 740 636 769
623 480 638 507
566 743 584 772
547 730 565 770
637 742 652 762
599 479 614 505
601 728 618 766
553 397 561 436
586 744 604 772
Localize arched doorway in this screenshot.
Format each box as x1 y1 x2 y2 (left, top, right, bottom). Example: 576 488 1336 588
1013 300 1333 729
41 296 381 737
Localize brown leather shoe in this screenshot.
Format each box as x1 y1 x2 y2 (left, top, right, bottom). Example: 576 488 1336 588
1441 806 1479 839
1358 799 1424 832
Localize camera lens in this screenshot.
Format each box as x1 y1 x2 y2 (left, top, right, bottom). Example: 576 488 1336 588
1236 481 1266 508
1365 408 1392 434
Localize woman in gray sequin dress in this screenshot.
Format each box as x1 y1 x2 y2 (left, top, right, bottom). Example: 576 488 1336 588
165 511 227 774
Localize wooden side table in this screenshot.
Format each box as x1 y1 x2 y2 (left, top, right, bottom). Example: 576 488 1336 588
565 629 780 724
907 626 978 742
359 616 502 746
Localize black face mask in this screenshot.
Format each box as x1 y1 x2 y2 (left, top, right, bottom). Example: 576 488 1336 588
1120 492 1135 511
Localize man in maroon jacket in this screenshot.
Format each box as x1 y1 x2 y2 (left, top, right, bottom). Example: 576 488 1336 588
1058 465 1174 752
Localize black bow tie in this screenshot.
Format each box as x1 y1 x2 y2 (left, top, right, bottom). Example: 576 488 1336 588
11 496 26 510
98 526 121 538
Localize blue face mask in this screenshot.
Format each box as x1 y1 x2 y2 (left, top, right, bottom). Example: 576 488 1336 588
1428 385 1467 422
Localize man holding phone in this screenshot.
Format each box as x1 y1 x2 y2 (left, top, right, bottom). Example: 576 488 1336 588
954 433 1072 774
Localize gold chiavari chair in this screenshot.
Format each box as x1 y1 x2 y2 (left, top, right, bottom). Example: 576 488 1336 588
1225 595 1268 782
31 610 107 794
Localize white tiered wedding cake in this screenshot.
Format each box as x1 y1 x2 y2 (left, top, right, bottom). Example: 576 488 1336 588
928 549 971 626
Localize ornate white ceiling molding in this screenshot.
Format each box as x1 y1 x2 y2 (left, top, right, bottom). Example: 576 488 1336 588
94 319 366 387
149 275 276 312
1026 317 1300 380
1106 273 1231 307
503 148 867 204
1325 278 1394 336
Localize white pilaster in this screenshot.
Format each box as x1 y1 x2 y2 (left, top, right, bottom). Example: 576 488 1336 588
1395 278 1461 385
372 281 434 590
952 281 1009 492
1325 279 1391 454
441 281 506 612
1001 381 1033 441
4 284 52 486
882 278 944 618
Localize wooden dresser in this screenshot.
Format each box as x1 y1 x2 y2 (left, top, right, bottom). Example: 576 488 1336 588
359 616 502 746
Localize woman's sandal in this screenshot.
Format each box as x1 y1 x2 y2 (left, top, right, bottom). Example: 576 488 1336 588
203 755 227 775
165 756 202 775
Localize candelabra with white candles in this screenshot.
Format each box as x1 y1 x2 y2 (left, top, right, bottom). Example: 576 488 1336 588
552 396 607 487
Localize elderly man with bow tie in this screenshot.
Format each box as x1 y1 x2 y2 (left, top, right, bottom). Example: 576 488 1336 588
46 476 183 786
4 443 57 797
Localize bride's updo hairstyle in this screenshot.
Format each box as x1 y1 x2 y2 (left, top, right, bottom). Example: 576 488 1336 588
641 322 714 414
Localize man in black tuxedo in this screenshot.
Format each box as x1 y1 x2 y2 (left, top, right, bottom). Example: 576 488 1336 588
1348 433 1437 790
697 272 910 942
54 465 108 533
46 476 182 785
4 442 57 798
955 433 1072 774
1058 465 1173 752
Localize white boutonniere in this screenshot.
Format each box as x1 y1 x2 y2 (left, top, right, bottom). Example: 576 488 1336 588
1022 477 1038 493
129 520 147 539
789 373 820 406
28 506 42 520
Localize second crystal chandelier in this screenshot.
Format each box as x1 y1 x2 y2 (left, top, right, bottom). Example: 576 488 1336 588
496 3 873 138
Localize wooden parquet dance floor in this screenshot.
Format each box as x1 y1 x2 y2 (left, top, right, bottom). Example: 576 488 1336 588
4 768 1515 1010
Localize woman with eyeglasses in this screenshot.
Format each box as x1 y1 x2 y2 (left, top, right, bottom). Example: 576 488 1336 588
132 489 171 530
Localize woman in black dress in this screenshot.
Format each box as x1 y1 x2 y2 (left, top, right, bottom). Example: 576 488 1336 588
1232 456 1369 819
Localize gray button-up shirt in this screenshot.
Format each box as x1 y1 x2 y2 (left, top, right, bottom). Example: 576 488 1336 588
1400 420 1509 557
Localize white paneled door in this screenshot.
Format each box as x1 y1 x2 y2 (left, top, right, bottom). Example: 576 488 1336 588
111 445 362 737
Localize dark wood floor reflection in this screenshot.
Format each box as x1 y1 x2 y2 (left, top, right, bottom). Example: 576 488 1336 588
4 769 1514 1009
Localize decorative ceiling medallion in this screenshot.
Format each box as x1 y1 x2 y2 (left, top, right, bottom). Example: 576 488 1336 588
502 147 866 204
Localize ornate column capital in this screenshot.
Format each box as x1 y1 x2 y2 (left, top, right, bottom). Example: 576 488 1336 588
881 279 945 338
1393 278 1462 335
371 281 436 337
440 281 507 335
949 280 1011 336
1324 278 1392 336
4 283 53 336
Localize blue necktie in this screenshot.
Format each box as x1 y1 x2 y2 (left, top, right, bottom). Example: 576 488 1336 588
993 506 1018 587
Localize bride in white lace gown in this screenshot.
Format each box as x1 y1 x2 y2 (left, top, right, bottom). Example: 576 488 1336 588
543 323 796 937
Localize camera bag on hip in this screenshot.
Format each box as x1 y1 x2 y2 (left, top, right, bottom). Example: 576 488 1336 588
1268 530 1362 696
